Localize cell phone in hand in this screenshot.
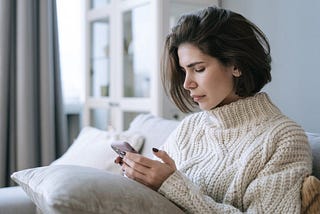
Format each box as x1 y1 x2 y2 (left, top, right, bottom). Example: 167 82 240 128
111 141 138 158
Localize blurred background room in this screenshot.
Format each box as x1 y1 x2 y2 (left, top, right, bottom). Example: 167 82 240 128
0 0 319 188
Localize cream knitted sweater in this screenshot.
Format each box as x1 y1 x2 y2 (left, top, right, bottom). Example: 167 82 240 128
158 93 312 213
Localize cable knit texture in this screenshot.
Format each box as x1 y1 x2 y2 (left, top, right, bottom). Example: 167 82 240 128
158 93 312 213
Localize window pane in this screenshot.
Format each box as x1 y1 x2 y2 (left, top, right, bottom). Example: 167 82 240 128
123 4 151 97
169 3 204 27
90 0 110 9
57 0 85 103
90 19 110 97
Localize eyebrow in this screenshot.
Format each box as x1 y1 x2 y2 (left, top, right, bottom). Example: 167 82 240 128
186 61 205 68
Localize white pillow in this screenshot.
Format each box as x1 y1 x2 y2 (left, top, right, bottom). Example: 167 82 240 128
11 165 184 214
127 114 180 157
51 126 144 174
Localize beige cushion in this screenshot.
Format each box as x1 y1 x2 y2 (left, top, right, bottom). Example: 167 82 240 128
11 165 184 214
306 132 320 179
301 175 320 214
51 126 144 174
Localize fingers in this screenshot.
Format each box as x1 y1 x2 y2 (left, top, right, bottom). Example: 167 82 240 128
122 162 144 180
114 156 123 165
116 150 176 191
152 148 176 170
122 156 149 175
125 152 154 168
122 162 158 190
115 153 153 176
123 166 152 188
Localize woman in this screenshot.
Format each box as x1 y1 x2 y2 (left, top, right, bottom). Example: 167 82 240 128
116 7 312 213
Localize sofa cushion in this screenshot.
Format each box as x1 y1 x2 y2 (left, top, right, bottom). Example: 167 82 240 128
126 114 180 158
51 126 144 174
306 132 320 179
11 165 184 214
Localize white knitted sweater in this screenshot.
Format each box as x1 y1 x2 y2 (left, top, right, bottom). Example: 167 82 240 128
158 93 312 213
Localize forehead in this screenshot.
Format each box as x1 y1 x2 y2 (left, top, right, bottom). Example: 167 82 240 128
177 43 209 66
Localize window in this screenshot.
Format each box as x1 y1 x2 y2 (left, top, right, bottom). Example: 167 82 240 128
57 0 85 104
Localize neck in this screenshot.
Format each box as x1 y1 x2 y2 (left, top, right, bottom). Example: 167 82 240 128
205 92 281 129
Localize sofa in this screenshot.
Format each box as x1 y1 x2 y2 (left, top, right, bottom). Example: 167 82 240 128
0 114 319 214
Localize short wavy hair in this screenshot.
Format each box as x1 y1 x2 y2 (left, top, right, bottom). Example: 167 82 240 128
161 7 272 113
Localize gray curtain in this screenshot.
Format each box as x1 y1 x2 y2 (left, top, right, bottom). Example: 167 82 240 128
0 0 67 187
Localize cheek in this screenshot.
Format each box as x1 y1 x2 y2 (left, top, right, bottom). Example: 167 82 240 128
223 75 235 90
205 72 234 92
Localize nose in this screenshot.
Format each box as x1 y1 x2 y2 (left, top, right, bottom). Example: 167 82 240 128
183 72 197 90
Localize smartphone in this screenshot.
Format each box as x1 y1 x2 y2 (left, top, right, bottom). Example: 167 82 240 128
111 141 138 158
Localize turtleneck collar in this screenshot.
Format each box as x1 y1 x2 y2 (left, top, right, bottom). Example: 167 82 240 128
204 92 281 129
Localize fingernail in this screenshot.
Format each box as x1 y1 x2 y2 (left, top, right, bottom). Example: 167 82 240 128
152 148 159 152
120 151 126 156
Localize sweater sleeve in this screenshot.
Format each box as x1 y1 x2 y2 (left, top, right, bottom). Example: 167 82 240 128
158 125 312 213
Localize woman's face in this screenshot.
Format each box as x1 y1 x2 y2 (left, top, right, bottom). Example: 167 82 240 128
178 43 241 110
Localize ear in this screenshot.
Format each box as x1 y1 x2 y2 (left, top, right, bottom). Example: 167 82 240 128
232 66 241 77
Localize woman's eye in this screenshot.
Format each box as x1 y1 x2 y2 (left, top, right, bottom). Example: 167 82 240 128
195 68 205 72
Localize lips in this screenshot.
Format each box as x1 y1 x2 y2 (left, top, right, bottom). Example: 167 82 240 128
191 95 205 102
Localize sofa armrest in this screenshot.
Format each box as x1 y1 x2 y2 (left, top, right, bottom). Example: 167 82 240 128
0 186 36 214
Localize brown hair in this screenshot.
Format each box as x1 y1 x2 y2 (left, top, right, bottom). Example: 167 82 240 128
161 7 272 113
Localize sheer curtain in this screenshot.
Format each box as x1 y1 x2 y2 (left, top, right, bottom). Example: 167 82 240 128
0 0 67 187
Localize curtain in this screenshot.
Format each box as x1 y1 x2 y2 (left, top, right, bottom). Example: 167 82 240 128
0 0 67 187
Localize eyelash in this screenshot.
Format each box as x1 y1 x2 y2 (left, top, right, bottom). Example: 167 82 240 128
195 68 205 72
180 67 205 73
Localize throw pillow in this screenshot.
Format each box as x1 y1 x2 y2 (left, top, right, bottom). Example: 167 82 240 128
301 175 320 214
11 165 184 214
126 114 180 158
51 126 144 174
306 132 320 179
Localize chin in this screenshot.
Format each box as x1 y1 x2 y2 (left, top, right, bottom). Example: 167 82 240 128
200 101 223 110
199 99 224 110
200 104 216 111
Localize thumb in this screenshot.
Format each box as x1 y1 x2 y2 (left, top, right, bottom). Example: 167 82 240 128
152 148 176 169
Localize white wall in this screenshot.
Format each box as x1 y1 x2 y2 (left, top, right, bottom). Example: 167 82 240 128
222 0 320 133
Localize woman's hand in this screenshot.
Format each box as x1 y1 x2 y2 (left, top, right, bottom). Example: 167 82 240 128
120 148 176 191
